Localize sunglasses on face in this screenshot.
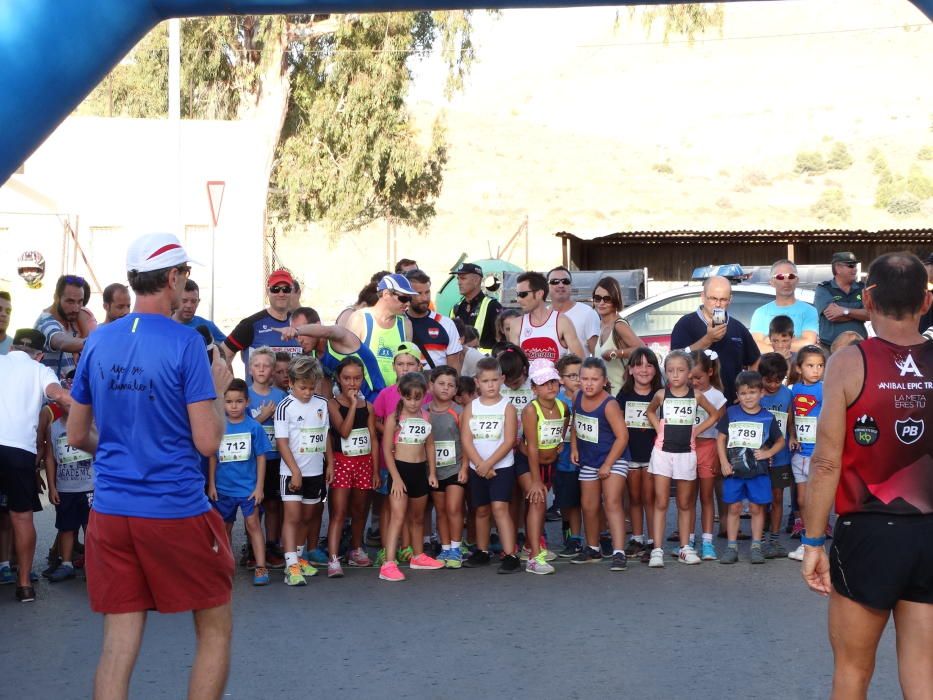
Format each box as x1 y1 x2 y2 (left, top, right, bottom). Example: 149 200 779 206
549 278 572 286
840 262 857 269
269 285 292 294
393 294 412 304
772 273 798 281
516 290 532 299
592 294 613 304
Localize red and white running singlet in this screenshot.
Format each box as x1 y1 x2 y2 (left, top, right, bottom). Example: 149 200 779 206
519 310 565 363
840 337 933 516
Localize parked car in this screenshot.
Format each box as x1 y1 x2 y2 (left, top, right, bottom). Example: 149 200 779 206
619 283 815 361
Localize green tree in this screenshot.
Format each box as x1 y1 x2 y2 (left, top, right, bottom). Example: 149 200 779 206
628 4 725 42
795 151 826 175
811 188 849 223
826 142 853 170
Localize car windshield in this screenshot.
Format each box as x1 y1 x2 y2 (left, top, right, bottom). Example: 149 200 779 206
626 289 771 337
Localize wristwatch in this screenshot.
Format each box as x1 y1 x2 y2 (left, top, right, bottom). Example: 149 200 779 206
609 351 618 361
843 308 849 316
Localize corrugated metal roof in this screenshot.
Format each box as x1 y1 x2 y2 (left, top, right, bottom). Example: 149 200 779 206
556 229 933 244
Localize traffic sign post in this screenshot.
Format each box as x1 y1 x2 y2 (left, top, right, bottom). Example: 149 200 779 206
206 180 225 322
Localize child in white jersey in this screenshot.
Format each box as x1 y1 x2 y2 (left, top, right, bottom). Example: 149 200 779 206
461 357 521 573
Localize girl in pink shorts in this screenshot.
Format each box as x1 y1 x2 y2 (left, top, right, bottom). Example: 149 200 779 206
689 350 727 561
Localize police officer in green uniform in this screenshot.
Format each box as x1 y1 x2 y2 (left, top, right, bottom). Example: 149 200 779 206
450 262 502 354
813 251 869 350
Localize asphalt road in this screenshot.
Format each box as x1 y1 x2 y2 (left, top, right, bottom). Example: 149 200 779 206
2 505 902 699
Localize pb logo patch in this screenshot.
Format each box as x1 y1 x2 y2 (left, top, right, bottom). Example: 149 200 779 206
852 415 879 446
894 418 924 445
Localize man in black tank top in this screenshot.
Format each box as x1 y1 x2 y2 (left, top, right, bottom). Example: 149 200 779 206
802 253 933 700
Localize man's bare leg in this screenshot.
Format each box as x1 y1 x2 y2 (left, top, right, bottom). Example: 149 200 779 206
188 603 232 700
828 592 889 700
94 612 147 700
892 600 933 700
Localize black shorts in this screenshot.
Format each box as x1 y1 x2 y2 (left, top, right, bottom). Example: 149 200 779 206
513 451 555 488
769 465 793 490
280 473 326 504
55 490 93 531
830 513 933 610
553 469 581 510
431 473 466 493
389 460 429 499
0 445 42 513
469 467 515 507
264 458 281 498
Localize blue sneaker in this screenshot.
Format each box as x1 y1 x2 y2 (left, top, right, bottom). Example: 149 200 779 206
701 542 718 561
307 548 329 566
0 565 14 585
47 563 76 582
252 566 270 586
445 548 463 569
436 549 450 564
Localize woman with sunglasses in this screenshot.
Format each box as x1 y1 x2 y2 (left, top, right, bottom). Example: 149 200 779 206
591 277 644 396
750 259 820 355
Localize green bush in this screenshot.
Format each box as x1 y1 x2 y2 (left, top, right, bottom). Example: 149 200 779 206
918 146 933 161
795 151 826 175
868 148 888 174
653 162 674 175
886 192 921 216
907 165 933 200
811 188 850 222
827 142 853 170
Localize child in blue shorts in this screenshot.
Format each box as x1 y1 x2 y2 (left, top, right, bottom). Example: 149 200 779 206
208 378 272 585
716 371 785 565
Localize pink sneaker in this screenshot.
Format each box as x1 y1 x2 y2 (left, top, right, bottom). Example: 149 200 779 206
348 548 371 567
409 553 444 570
379 561 406 582
327 559 344 578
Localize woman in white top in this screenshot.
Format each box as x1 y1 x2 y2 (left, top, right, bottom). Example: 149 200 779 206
592 277 644 395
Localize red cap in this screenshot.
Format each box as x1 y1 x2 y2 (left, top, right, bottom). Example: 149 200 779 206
267 269 294 287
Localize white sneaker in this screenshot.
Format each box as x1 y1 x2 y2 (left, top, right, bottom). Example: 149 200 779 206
788 545 805 561
648 547 665 568
678 545 701 565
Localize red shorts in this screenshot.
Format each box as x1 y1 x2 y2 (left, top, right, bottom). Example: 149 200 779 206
86 510 234 614
332 453 375 490
695 438 720 480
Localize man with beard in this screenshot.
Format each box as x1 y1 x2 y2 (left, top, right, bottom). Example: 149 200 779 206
34 274 89 379
405 269 462 371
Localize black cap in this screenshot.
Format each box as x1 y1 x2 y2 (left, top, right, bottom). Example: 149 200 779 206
831 251 858 264
12 328 45 350
453 262 483 276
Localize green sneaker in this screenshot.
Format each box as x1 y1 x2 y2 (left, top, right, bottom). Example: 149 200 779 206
297 558 317 577
374 548 386 566
284 563 307 586
398 546 414 563
446 548 463 569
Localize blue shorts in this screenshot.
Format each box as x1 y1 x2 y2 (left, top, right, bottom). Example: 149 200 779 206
55 490 93 532
375 467 390 496
213 494 258 523
553 469 581 510
469 467 515 507
722 474 772 505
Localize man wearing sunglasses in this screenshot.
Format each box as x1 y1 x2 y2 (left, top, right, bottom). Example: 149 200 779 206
509 271 585 362
223 269 302 374
546 266 599 356
346 273 414 386
750 259 819 354
451 262 502 354
34 274 90 380
814 252 868 351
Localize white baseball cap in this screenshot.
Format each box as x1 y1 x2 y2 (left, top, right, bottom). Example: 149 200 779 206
126 233 200 273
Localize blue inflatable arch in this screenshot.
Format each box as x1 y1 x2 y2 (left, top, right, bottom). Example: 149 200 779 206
1 0 932 184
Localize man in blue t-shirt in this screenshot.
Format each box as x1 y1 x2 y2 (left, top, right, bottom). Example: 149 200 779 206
749 259 819 354
68 233 234 698
173 278 227 343
670 275 760 403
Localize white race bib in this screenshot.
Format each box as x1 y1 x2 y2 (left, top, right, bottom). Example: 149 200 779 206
501 387 533 410
263 424 275 445
298 426 326 454
768 410 788 436
727 421 764 449
219 432 251 463
574 413 599 443
341 428 371 456
795 415 817 444
435 440 457 467
538 418 565 449
663 397 695 426
470 415 504 441
55 435 92 466
624 401 650 429
694 406 709 426
398 418 431 445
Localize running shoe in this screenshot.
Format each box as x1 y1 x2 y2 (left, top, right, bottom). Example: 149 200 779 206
460 542 472 556
398 546 414 564
16 586 36 603
327 559 345 578
519 546 532 561
640 547 653 564
609 552 627 571
545 504 562 521
284 563 307 586
623 539 644 557
379 561 406 582
599 534 612 557
307 548 329 566
47 563 76 582
700 542 718 561
678 546 701 565
463 550 492 568
770 541 788 558
498 554 521 574
445 549 463 569
720 547 738 565
436 549 450 564
374 548 386 567
297 558 318 577
410 553 444 570
558 538 583 558
253 567 270 586
347 548 371 567
525 551 555 575
570 547 603 565
265 549 286 569
762 541 777 559
791 518 804 539
750 545 765 565
788 545 805 561
42 558 62 579
0 565 15 585
648 548 665 568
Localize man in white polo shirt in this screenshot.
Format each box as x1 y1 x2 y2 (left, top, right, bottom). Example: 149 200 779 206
546 266 599 356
